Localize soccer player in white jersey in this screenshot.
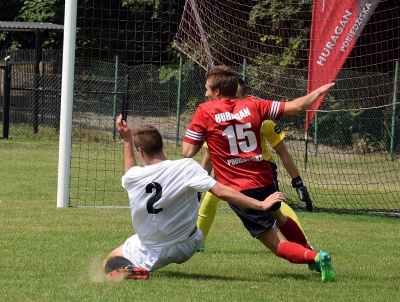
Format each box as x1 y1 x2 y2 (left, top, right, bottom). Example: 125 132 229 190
103 114 285 280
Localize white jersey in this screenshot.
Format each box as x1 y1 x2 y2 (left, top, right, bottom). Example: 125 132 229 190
122 158 217 251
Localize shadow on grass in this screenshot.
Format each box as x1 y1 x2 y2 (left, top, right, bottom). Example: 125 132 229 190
154 270 318 282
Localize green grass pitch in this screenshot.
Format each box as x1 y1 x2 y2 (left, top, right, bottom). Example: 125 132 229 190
0 139 399 302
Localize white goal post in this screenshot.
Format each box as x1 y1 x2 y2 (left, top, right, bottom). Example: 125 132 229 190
57 0 78 208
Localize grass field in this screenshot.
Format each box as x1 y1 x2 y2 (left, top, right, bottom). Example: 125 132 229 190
1 138 399 302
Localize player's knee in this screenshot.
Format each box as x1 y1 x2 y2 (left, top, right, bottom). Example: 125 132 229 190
271 208 287 226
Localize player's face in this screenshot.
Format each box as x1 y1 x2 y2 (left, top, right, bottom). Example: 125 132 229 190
205 80 219 100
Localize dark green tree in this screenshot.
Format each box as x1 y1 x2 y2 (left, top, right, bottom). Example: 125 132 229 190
0 0 24 49
75 0 184 65
247 0 312 69
0 0 64 49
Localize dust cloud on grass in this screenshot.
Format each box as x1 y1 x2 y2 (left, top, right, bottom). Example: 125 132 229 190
85 253 125 283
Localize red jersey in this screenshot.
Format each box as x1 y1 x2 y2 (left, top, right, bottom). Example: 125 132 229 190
184 96 285 191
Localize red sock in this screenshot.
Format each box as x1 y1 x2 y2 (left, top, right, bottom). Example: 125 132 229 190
278 216 308 247
277 242 318 264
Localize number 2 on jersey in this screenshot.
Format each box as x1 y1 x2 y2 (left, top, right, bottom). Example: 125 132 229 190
146 182 163 214
221 123 257 155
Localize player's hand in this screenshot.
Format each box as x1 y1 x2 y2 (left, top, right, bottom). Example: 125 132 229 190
296 186 313 212
116 114 132 140
292 176 313 212
261 191 286 211
315 82 335 95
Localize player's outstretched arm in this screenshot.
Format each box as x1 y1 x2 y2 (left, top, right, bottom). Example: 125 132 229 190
116 114 137 172
283 83 335 116
209 183 285 211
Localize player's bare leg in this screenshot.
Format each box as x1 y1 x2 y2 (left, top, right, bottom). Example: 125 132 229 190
271 209 310 248
272 209 320 272
103 245 149 280
256 225 286 255
277 203 320 271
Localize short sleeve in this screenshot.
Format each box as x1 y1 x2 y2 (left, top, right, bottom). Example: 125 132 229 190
252 97 285 120
184 159 217 192
262 121 285 148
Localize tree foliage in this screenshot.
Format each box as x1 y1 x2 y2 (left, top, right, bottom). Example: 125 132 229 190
0 0 24 49
0 0 397 71
74 0 184 65
247 0 313 69
0 0 64 50
17 0 64 22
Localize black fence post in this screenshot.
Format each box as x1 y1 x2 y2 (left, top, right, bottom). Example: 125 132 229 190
1 56 12 139
121 73 129 121
33 29 42 134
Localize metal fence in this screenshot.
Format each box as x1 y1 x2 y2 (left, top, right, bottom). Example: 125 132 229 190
1 52 398 153
0 49 63 135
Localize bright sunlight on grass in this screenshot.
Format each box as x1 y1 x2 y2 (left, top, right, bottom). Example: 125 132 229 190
0 139 399 302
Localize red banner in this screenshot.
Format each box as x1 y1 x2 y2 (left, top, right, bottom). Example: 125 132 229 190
306 0 381 132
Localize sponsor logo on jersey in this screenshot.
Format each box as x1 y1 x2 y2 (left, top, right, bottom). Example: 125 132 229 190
215 107 251 123
227 155 263 166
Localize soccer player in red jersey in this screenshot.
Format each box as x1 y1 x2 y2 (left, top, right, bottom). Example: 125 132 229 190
182 65 337 282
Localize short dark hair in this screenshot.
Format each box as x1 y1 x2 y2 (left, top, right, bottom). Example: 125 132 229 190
206 65 238 98
133 125 163 156
237 78 249 98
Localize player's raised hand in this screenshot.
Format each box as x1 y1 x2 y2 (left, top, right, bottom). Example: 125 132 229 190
315 82 335 95
116 114 132 139
260 191 286 211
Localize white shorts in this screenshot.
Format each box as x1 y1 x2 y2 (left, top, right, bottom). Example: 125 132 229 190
122 229 203 271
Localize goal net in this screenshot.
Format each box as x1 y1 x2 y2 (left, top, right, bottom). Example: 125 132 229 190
174 0 400 215
69 0 399 216
69 0 206 207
